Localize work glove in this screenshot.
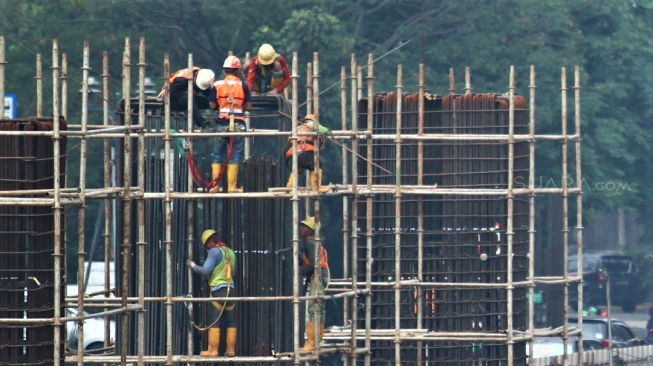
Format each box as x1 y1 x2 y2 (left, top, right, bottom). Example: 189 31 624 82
187 260 196 269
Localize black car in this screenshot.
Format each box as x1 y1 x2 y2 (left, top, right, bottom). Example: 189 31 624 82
568 252 643 313
569 316 646 349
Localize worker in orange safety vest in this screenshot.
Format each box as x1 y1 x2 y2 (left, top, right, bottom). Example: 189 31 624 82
158 66 215 130
284 115 331 193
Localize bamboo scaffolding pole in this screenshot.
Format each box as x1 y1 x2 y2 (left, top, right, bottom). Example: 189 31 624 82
416 62 425 366
393 64 403 365
290 51 302 366
527 65 537 366
137 37 147 366
561 67 571 365
574 66 585 361
164 52 175 366
364 52 374 366
340 65 350 330
506 65 516 366
52 38 63 366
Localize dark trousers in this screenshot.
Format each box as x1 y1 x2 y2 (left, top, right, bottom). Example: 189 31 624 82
170 93 207 128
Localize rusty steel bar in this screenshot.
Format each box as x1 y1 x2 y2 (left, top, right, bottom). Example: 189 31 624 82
137 37 147 366
527 65 537 366
120 37 132 366
75 40 91 366
393 64 403 366
51 39 64 366
506 65 516 366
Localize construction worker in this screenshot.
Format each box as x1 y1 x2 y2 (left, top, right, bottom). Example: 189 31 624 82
285 115 331 193
187 229 237 357
208 56 252 193
244 43 291 96
298 216 329 352
159 66 215 130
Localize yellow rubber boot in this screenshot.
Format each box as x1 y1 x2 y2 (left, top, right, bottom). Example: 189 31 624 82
227 164 243 193
300 322 316 352
199 328 220 357
309 169 330 193
209 163 222 193
225 327 237 357
286 172 294 188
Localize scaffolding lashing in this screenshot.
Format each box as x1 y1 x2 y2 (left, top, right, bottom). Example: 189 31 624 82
0 117 67 366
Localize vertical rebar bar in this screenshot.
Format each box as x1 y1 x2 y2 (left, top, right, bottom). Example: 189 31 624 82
120 37 131 366
393 64 403 366
76 40 90 366
506 65 515 366
52 38 63 366
137 37 147 366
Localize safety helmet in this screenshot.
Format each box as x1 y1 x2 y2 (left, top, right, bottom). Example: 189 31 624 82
301 216 316 231
303 114 316 122
223 55 242 69
196 69 215 90
257 44 277 65
201 229 218 246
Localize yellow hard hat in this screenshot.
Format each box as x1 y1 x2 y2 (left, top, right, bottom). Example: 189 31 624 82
201 229 217 246
258 44 277 65
301 217 315 230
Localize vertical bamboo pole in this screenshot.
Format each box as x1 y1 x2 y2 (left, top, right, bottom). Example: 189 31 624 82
527 65 536 366
464 66 471 95
561 67 571 364
574 66 584 361
393 65 403 365
136 37 147 366
61 54 67 121
291 52 302 365
75 40 90 366
311 52 324 350
101 50 113 359
185 52 196 359
164 53 174 366
120 37 132 366
51 38 62 366
244 51 251 159
365 53 374 366
506 65 516 366
0 36 4 107
37 53 43 117
416 63 425 365
340 66 350 329
348 54 360 366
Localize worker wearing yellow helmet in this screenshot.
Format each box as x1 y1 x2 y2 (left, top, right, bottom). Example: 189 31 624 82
284 114 331 193
298 216 330 352
245 43 291 96
187 229 238 357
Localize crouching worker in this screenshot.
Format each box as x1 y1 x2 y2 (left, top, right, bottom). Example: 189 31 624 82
187 229 237 357
285 115 331 193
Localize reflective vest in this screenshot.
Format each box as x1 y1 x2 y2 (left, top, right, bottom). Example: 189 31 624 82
157 66 201 97
285 123 316 158
302 238 328 279
208 246 235 288
254 55 284 92
215 74 246 121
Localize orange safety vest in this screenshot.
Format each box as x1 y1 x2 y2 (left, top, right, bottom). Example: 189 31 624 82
157 66 201 97
215 74 246 122
285 123 316 158
302 238 329 278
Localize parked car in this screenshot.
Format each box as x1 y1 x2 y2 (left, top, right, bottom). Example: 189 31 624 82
527 335 603 359
66 308 116 363
569 316 646 349
568 252 643 313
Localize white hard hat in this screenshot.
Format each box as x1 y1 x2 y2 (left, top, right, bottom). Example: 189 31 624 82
196 69 215 90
